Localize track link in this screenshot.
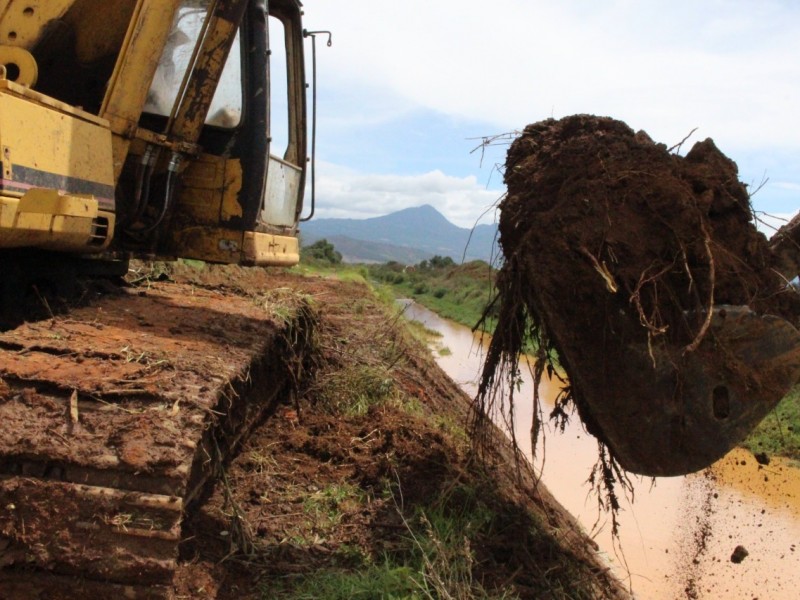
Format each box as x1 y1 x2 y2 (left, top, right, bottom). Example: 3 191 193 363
0 279 312 597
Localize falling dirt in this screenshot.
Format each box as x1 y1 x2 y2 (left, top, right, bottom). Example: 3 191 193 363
480 114 800 477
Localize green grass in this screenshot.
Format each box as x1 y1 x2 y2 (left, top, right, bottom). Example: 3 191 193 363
294 247 497 332
272 480 519 600
303 483 365 532
291 261 369 284
404 319 443 343
270 562 423 600
367 260 497 331
742 385 800 462
317 364 398 417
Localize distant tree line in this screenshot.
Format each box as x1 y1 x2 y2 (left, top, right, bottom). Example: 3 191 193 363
302 239 342 265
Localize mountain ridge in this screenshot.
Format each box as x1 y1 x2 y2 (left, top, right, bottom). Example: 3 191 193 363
300 204 497 264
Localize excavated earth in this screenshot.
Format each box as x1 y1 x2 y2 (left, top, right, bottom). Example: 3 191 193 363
485 115 800 476
0 263 629 599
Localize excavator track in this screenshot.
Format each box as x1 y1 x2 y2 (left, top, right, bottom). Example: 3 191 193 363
0 276 312 598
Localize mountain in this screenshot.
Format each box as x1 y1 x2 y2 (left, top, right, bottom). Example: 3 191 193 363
299 205 498 264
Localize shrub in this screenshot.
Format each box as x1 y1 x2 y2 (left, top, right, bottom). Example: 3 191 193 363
302 239 342 264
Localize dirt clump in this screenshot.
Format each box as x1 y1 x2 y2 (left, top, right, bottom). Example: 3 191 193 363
479 115 800 477
730 545 749 564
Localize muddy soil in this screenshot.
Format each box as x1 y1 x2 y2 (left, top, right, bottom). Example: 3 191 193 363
0 263 315 597
481 115 800 477
150 263 629 599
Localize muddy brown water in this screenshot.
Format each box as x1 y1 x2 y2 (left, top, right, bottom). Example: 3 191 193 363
400 300 800 599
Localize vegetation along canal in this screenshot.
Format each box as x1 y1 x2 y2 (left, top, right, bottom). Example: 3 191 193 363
400 299 800 599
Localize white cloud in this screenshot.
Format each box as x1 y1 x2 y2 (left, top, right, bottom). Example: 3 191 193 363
311 162 501 228
300 1 800 225
303 0 800 151
774 182 800 192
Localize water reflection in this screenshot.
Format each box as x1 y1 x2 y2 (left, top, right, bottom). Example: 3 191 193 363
400 300 800 599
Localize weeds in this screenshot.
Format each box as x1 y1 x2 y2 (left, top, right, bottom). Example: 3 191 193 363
271 477 519 600
120 345 170 369
251 287 313 325
125 260 175 287
269 562 422 600
316 364 398 416
187 270 623 600
743 385 800 461
303 483 365 532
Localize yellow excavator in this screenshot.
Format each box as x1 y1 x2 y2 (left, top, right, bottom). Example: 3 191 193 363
0 1 326 596
0 0 311 273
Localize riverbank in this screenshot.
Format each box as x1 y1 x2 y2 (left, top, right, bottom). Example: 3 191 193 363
368 259 497 332
154 263 627 599
401 299 800 599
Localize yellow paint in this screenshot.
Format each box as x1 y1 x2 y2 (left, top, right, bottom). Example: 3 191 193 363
0 45 36 86
168 225 244 264
167 225 299 267
181 154 225 191
0 82 114 189
221 159 243 221
170 17 238 143
0 82 116 252
175 155 244 224
0 1 73 49
0 193 114 251
177 189 220 224
100 0 183 178
0 79 108 126
176 154 225 224
17 189 98 216
243 231 299 267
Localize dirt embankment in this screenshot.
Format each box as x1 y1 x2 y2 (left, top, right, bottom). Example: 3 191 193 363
155 264 628 599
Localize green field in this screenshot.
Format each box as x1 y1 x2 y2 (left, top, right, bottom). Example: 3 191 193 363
367 257 497 332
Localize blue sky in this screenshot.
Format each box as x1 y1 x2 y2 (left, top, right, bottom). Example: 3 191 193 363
299 0 800 232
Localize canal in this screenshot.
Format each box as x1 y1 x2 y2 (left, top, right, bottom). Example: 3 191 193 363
400 300 800 599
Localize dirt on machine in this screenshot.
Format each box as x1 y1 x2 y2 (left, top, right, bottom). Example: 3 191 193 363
479 115 800 477
0 272 314 598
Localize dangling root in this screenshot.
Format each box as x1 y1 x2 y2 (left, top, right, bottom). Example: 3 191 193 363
684 221 716 354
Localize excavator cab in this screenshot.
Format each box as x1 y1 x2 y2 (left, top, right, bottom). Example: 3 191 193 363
0 0 307 266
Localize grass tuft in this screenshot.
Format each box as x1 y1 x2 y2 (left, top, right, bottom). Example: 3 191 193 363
316 364 398 417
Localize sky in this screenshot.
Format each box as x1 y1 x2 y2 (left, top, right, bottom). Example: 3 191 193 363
297 0 800 234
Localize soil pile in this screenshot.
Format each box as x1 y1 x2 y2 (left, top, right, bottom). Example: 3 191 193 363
480 115 800 477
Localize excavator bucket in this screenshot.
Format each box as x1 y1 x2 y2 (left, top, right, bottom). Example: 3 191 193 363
480 115 800 477
585 307 800 476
